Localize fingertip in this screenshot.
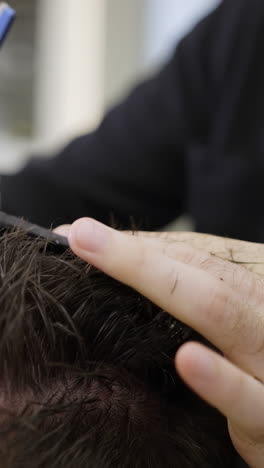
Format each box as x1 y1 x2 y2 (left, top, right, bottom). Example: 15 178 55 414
69 218 110 256
175 342 198 374
175 342 216 385
69 217 94 237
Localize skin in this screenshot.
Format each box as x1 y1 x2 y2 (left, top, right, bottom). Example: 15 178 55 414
57 220 264 467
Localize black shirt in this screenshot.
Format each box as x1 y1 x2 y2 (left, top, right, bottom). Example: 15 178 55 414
2 0 264 242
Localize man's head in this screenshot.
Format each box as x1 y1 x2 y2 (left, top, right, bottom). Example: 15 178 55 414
0 229 236 467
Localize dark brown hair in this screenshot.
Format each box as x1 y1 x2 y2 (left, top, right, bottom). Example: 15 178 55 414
0 229 236 467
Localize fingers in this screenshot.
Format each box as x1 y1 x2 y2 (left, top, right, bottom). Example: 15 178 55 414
68 219 243 353
68 219 264 379
135 230 264 264
69 218 264 465
56 223 264 276
65 218 264 465
144 239 264 303
176 342 264 467
58 222 264 300
131 231 264 276
176 342 263 427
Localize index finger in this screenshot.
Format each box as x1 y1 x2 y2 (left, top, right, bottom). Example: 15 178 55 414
68 218 244 356
130 231 264 276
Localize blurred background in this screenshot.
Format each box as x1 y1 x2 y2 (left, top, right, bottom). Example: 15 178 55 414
0 0 220 173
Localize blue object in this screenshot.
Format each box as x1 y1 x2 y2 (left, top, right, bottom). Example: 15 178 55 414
0 3 15 46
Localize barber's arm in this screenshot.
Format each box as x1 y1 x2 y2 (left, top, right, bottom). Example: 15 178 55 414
1 2 229 229
1 59 186 229
66 218 264 467
2 52 189 229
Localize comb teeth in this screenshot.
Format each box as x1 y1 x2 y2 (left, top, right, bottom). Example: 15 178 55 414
0 211 69 252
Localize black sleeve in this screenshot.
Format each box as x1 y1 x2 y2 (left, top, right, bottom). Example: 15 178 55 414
1 2 226 229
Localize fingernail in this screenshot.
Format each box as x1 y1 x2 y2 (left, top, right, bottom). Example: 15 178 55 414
71 219 108 253
54 227 70 237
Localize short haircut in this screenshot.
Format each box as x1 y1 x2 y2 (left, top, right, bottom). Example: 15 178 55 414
0 229 237 467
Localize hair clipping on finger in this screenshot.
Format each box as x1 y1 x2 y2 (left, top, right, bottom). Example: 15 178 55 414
0 211 69 252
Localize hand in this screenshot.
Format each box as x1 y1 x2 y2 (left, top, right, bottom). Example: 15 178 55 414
55 224 264 276
58 219 264 467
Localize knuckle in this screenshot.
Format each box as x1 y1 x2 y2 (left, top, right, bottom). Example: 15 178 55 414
203 282 247 351
204 284 233 326
163 241 206 266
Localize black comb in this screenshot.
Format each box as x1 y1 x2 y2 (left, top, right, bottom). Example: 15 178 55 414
0 211 69 252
